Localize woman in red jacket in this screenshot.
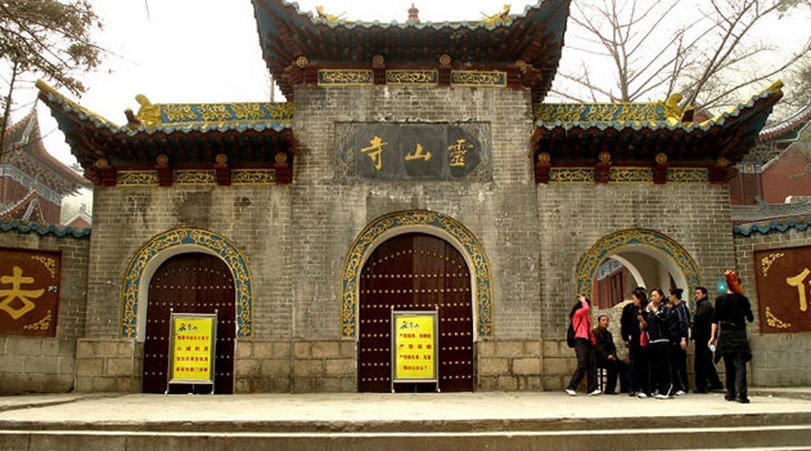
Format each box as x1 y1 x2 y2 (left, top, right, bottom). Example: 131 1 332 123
566 296 601 396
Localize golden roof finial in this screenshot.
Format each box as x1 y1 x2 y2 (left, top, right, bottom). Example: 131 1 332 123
315 5 345 24
135 94 160 127
658 93 684 126
482 4 511 27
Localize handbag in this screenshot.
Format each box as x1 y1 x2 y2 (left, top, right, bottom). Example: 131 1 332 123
566 323 576 348
566 316 583 348
639 330 649 348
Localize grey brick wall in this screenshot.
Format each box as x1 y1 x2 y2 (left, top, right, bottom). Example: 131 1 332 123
291 86 540 341
734 226 811 386
0 229 89 393
537 183 736 341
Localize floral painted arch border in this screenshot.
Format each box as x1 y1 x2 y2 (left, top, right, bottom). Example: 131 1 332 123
340 210 493 339
120 228 253 338
575 228 702 301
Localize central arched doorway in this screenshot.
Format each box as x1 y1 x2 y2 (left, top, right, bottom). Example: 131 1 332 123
358 232 474 392
142 252 236 394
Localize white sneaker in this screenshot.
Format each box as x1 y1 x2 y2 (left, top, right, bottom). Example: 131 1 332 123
565 389 576 396
675 390 686 397
588 389 602 396
655 393 670 399
637 392 648 398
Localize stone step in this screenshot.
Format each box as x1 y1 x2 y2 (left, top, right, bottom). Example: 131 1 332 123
2 410 810 433
2 424 811 451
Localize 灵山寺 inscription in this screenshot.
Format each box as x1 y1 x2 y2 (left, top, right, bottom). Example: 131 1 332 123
336 123 490 182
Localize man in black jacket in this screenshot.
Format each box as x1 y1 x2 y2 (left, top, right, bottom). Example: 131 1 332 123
692 286 723 393
593 314 628 394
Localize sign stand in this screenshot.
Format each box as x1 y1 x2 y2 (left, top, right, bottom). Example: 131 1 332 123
165 308 218 395
390 307 440 393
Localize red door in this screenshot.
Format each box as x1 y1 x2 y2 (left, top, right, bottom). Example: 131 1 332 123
358 233 474 392
143 253 235 394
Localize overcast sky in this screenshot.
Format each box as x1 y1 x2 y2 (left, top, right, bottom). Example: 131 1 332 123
22 0 810 166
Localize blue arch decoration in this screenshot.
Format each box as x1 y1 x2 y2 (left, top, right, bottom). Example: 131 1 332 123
340 210 494 339
575 228 702 301
120 228 253 338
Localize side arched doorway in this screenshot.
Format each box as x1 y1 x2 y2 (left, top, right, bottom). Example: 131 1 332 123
142 252 235 394
358 232 474 392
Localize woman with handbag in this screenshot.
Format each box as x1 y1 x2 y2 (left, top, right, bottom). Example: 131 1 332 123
621 287 650 397
565 296 600 396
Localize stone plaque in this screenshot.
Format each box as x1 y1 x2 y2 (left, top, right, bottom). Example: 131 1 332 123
335 123 491 182
0 247 61 337
754 245 811 333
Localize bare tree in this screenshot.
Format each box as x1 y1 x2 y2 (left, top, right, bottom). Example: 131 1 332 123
553 0 811 118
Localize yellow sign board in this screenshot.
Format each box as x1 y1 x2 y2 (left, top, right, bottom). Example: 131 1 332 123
168 313 216 385
392 311 438 383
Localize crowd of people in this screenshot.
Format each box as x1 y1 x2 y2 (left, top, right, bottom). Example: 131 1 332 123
565 270 754 403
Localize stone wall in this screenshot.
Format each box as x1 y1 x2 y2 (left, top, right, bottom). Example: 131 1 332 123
734 225 811 386
235 340 356 393
74 339 141 392
0 228 90 394
478 340 543 391
536 183 737 341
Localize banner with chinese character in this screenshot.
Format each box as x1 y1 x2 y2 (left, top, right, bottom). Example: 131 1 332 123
754 245 811 333
0 247 61 337
168 313 217 384
392 311 438 382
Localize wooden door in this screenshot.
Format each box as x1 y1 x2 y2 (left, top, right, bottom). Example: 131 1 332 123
143 253 235 394
358 233 473 392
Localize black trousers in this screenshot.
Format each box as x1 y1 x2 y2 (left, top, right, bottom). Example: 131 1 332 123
597 357 628 393
649 341 673 396
694 340 722 392
723 352 749 399
669 344 688 393
628 343 650 394
567 338 597 392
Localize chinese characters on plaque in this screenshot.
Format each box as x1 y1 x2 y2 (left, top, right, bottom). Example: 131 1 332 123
338 123 489 182
753 245 811 333
169 313 217 385
392 311 438 383
0 247 61 337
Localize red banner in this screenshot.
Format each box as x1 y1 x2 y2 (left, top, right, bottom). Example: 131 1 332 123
754 245 811 333
0 247 61 337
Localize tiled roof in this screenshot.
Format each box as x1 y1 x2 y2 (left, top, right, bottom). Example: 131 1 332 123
732 199 811 235
531 82 783 165
252 0 570 100
37 81 295 177
0 218 90 238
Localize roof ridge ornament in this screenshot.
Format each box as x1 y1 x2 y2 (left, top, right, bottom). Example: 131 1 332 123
657 93 686 126
315 5 345 24
407 4 420 24
481 4 511 27
135 94 160 127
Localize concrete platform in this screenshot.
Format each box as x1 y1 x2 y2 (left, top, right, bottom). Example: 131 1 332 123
1 389 810 450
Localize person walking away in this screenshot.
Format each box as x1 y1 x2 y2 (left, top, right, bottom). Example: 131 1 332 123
709 270 755 404
691 286 723 393
644 289 673 399
566 296 600 396
592 314 629 394
621 287 650 397
667 288 690 396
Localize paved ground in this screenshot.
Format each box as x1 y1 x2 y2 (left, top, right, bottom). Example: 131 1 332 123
0 388 810 428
